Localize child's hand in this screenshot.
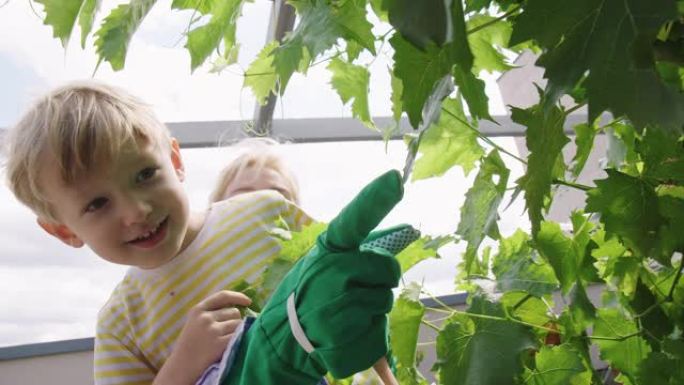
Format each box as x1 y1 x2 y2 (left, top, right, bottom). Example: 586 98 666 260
157 290 251 385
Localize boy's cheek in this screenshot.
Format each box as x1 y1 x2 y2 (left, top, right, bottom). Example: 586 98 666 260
36 219 85 248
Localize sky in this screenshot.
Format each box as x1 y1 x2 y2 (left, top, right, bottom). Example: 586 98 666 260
0 0 524 347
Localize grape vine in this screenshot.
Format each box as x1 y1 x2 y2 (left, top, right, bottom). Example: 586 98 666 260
31 0 684 384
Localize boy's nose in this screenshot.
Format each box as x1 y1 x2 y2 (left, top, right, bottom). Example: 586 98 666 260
120 195 153 226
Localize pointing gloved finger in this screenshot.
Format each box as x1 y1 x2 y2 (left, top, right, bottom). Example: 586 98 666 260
324 170 404 251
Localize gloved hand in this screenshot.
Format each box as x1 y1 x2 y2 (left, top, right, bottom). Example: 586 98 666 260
219 169 419 385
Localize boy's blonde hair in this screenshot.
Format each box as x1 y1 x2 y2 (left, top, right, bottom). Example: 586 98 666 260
4 80 172 222
209 138 300 204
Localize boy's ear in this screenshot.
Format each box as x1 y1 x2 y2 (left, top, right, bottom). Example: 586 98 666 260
170 137 185 182
37 219 85 248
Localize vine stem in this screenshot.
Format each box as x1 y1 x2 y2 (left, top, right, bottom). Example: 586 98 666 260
421 319 442 332
564 103 586 116
421 290 558 333
441 107 528 165
667 257 684 301
552 178 592 191
466 5 521 35
586 331 642 342
511 294 533 311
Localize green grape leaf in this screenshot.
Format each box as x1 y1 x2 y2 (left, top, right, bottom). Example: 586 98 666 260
345 40 363 62
412 97 484 180
369 0 388 22
244 41 279 104
512 101 569 236
386 0 449 49
172 0 215 14
570 122 598 177
501 292 552 327
535 221 579 294
277 221 327 261
185 0 244 71
527 344 591 385
492 230 558 297
94 0 157 71
606 122 639 174
591 229 628 273
396 366 428 385
328 58 373 128
639 127 684 183
510 0 684 131
270 0 373 92
259 258 294 302
390 70 403 122
464 0 492 13
453 65 492 122
78 0 100 48
571 211 601 282
656 191 684 259
435 295 536 385
391 0 472 129
467 15 513 73
386 0 472 69
36 0 86 47
457 150 510 273
395 235 452 273
593 308 651 380
630 279 674 347
568 281 596 330
637 352 684 385
586 170 662 257
335 0 376 55
391 35 455 128
389 295 425 368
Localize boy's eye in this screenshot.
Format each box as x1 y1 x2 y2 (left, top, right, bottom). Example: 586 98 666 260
85 197 108 213
136 167 158 183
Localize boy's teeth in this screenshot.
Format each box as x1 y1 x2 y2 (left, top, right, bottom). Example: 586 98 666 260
136 221 161 241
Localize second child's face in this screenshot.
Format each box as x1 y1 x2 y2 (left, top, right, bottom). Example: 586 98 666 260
38 138 196 269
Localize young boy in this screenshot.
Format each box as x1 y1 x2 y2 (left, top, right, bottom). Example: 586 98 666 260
208 137 300 204
4 81 311 385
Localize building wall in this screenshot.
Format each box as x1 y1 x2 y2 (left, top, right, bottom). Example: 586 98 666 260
0 351 93 385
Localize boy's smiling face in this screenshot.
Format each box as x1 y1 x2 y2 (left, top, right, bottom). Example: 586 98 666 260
37 137 198 269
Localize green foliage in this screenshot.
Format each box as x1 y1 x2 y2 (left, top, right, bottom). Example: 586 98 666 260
94 0 156 71
412 97 484 180
35 1 684 384
525 344 591 385
512 99 569 236
389 292 425 370
510 0 684 131
586 170 662 258
593 308 651 382
434 294 537 385
491 230 558 297
395 235 453 273
328 58 373 128
35 0 85 47
185 0 245 71
457 150 508 273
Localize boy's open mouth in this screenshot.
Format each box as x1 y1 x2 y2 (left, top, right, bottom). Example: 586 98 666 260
128 217 169 248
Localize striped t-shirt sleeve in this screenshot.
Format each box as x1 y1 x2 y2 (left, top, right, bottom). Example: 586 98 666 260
94 329 155 385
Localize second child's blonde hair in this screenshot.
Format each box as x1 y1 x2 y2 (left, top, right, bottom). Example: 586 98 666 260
4 80 172 222
209 138 300 204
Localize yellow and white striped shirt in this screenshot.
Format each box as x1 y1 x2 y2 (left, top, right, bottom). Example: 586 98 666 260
94 190 311 385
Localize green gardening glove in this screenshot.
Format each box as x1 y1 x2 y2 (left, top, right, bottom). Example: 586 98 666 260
219 169 419 385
